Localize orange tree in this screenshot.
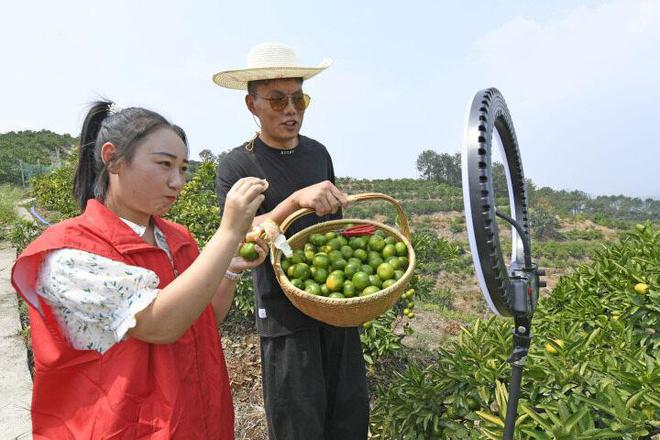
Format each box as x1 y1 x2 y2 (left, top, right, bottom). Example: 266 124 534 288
369 223 659 439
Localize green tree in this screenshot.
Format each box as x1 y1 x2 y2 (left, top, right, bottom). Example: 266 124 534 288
416 150 461 187
416 150 438 180
491 162 507 199
529 205 562 240
198 148 218 163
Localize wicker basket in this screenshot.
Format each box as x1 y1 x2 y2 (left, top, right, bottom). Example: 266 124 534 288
270 192 416 327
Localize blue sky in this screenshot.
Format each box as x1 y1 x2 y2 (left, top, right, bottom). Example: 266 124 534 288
1 0 658 198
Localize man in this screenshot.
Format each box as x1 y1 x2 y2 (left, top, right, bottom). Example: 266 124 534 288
213 42 369 439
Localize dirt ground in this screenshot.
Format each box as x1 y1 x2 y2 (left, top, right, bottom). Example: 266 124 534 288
221 319 269 440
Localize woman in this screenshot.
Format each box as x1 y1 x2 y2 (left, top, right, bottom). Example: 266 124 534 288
11 101 267 439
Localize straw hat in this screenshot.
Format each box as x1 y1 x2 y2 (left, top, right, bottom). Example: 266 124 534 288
212 42 332 90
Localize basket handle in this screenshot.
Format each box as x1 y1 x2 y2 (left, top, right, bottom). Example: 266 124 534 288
279 192 411 240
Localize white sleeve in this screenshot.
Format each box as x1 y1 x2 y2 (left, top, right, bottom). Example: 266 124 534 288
36 248 161 353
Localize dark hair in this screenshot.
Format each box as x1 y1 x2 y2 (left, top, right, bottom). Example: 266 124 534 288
73 101 187 210
247 77 303 96
172 124 188 147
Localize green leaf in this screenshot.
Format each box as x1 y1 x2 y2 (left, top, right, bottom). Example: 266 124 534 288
573 395 616 417
519 403 553 431
476 410 504 428
564 405 589 432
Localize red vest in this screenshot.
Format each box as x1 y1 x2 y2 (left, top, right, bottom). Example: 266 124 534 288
11 200 234 439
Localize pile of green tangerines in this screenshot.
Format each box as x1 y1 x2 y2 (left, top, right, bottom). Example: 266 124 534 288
280 224 411 300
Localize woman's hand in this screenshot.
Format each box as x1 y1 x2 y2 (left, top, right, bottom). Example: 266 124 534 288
221 177 268 237
229 238 269 273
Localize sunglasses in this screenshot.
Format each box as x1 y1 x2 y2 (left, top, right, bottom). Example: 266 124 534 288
256 93 311 112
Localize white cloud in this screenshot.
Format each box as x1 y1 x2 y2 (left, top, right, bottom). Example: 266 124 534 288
472 1 660 106
469 1 660 197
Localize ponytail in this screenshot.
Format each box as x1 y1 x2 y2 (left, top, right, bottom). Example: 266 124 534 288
73 101 111 210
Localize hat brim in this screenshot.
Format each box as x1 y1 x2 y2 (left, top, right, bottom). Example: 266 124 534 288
212 61 332 90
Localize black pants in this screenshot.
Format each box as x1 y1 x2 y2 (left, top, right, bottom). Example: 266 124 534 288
260 325 369 440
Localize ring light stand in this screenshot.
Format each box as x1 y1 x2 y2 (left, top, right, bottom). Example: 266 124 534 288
461 88 546 439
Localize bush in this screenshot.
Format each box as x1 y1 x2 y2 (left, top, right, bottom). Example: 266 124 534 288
449 217 464 234
360 229 464 367
593 213 631 231
0 184 25 238
530 206 562 241
412 228 464 274
166 161 220 247
9 219 44 253
361 308 408 367
501 239 603 268
562 228 604 241
224 276 255 323
370 223 659 439
30 164 78 219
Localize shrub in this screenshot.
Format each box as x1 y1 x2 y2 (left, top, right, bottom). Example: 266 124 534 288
412 228 464 274
361 308 407 367
592 213 631 230
166 161 220 247
501 239 603 268
562 228 604 241
370 223 659 439
449 218 464 234
9 219 44 253
0 184 25 238
30 164 78 219
360 229 464 367
224 276 255 323
530 206 562 241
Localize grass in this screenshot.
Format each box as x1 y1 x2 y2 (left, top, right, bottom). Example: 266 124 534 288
426 287 454 309
420 301 480 324
0 184 25 237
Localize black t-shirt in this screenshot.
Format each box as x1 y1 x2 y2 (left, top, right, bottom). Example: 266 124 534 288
215 135 341 337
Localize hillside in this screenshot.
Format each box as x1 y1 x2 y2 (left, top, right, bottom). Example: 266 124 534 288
338 176 660 225
0 130 76 186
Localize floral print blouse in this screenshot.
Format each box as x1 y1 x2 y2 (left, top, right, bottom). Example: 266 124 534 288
35 219 172 354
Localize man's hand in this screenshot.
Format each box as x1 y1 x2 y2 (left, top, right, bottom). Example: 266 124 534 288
292 181 349 216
